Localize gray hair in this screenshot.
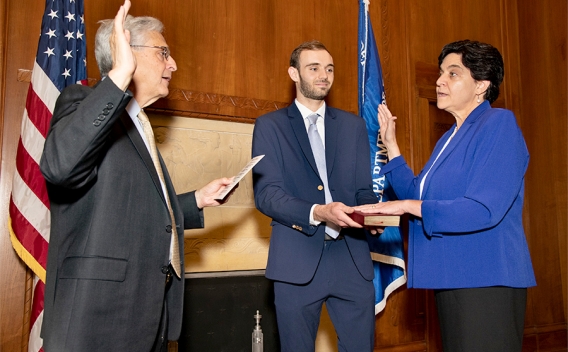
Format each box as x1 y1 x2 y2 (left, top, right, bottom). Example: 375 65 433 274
95 15 164 77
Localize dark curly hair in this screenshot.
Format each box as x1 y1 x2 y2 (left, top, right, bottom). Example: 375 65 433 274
438 40 504 103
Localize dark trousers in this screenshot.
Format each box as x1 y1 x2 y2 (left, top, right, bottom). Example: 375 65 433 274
273 239 375 352
435 286 527 352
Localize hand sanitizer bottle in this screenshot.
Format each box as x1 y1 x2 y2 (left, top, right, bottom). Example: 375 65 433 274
252 310 263 352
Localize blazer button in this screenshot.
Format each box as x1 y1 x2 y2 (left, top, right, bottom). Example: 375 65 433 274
93 120 101 126
102 108 110 115
317 185 324 191
165 225 172 233
106 102 114 109
161 266 169 274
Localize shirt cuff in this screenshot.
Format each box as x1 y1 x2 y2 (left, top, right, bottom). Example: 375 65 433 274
309 204 321 226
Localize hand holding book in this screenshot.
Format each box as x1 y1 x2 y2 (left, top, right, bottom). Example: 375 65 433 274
352 200 423 230
348 210 400 227
354 199 423 219
350 201 410 228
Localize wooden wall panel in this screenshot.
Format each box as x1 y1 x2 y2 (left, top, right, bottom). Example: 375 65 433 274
406 0 506 172
517 0 568 344
1 0 565 351
84 0 361 117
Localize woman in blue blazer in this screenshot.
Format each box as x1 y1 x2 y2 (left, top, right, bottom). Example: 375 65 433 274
358 40 536 351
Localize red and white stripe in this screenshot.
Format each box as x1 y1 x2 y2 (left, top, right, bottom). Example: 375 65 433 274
9 60 60 352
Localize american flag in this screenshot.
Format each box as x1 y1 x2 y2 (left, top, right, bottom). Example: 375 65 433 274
8 0 86 350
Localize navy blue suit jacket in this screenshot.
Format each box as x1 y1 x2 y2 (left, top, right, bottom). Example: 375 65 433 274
252 103 377 284
381 102 536 289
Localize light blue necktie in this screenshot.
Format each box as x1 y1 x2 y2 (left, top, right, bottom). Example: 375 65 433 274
307 113 339 239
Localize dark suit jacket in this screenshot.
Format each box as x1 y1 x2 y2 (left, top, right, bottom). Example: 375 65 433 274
39 78 202 351
252 103 377 284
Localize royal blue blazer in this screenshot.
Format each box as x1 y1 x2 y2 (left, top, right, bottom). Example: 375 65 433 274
381 101 536 289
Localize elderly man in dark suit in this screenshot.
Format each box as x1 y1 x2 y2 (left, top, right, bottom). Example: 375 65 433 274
252 40 378 352
39 1 233 351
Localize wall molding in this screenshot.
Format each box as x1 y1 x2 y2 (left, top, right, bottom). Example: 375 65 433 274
17 69 288 123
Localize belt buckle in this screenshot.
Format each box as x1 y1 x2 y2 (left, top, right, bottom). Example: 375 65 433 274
325 233 344 241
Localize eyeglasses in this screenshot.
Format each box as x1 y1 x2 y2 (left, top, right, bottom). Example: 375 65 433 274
130 45 170 60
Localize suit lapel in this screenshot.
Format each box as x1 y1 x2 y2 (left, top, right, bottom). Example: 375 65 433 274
420 123 468 198
119 112 167 206
288 105 321 177
421 102 491 198
323 107 338 176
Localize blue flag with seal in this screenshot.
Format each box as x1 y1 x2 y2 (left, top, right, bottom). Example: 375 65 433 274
358 0 406 314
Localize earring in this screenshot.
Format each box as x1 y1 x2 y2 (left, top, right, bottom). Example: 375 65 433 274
477 95 481 103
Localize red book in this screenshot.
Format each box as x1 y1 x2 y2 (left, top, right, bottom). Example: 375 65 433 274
348 210 400 227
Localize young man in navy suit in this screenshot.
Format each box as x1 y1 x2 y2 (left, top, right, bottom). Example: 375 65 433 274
252 41 378 352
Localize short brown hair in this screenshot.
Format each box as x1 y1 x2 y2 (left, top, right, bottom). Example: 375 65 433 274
289 40 330 69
